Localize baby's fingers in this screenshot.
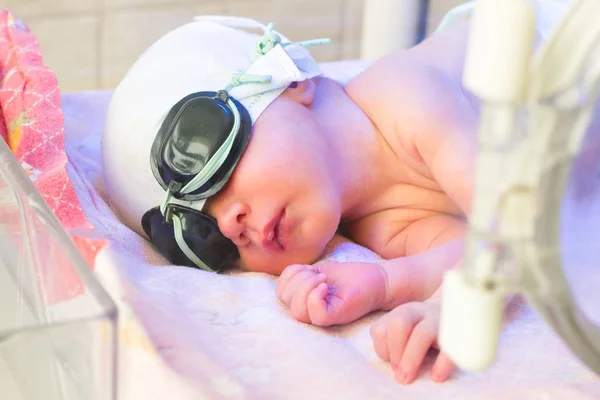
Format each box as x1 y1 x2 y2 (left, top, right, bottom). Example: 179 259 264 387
290 273 328 323
431 352 454 383
370 303 423 365
306 283 341 326
277 265 307 297
277 265 316 304
370 321 390 362
396 318 438 384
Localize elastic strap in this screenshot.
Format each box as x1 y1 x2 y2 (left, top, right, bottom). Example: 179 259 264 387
172 214 214 272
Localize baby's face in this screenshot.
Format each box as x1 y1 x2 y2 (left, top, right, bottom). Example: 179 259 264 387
205 93 340 275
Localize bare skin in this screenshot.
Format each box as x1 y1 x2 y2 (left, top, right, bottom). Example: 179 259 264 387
276 22 479 383
208 21 479 384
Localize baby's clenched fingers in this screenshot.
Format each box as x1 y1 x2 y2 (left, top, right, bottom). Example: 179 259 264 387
278 269 318 306
306 282 334 326
277 265 314 299
290 273 328 322
278 265 309 291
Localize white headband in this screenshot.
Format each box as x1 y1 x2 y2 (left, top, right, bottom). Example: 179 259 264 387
102 16 329 237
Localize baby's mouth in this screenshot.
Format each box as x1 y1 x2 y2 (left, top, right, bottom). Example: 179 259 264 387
263 209 286 251
274 210 287 250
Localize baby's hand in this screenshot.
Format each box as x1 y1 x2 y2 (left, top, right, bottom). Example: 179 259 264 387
276 262 387 326
370 300 454 384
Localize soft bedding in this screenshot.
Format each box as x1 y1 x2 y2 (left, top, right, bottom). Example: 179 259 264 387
61 82 600 400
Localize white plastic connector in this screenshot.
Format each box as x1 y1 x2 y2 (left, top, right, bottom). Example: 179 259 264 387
529 0 600 100
463 0 535 102
361 0 422 58
439 269 504 371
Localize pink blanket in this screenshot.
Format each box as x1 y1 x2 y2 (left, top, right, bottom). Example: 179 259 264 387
0 10 106 304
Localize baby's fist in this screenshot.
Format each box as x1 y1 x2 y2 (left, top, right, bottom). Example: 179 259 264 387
276 262 387 326
276 264 328 323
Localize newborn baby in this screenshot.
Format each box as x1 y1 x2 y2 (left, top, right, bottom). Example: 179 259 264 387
103 14 495 385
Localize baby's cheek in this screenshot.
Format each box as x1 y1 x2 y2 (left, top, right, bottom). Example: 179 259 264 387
309 215 340 254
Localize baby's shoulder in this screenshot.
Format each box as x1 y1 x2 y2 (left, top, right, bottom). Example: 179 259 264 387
345 19 471 109
345 50 468 158
344 23 480 175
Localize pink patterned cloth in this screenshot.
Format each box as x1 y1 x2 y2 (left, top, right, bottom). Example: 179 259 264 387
0 10 105 303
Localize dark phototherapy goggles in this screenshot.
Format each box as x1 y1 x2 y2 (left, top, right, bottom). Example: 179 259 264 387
141 90 252 273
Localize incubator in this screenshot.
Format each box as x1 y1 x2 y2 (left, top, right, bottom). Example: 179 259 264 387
0 138 117 400
2 1 600 398
439 0 600 375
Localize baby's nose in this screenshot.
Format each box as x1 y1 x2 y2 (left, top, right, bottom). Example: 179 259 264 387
217 201 251 247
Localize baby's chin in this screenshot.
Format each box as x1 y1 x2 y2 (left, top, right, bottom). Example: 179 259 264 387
240 247 325 276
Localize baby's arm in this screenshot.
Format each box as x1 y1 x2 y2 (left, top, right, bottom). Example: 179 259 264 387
277 34 479 327
342 23 483 383
276 237 463 326
378 239 464 311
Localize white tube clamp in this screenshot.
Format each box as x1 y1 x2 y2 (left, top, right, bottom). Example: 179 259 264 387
463 0 535 102
439 269 504 371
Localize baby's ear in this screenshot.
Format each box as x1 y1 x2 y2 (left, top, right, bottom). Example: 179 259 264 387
284 79 316 106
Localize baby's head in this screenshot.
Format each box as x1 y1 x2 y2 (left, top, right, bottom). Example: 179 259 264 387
102 17 341 275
